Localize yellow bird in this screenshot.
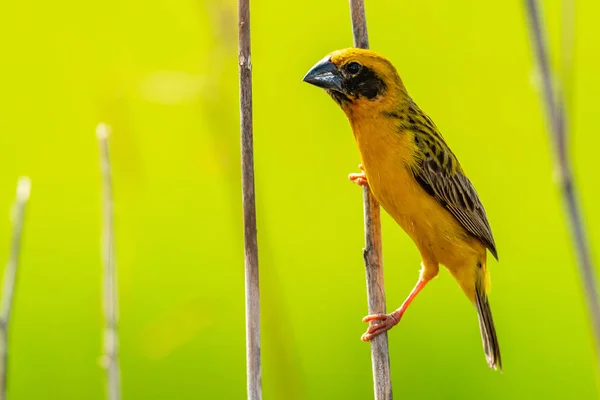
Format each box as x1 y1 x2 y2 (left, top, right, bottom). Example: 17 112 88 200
303 48 501 370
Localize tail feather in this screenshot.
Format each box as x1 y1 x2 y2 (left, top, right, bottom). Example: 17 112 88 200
475 285 502 371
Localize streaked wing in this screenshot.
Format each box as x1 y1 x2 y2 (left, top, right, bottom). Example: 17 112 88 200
412 144 498 260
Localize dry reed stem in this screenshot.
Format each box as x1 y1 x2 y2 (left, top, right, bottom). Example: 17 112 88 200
525 0 600 375
238 0 262 398
97 123 122 400
348 1 393 398
0 177 31 400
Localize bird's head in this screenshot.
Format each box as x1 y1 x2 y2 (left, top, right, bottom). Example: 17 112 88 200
303 48 406 115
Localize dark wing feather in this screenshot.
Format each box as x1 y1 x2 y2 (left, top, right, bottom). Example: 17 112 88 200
412 150 498 260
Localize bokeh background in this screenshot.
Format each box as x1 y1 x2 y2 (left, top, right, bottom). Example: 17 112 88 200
1 0 599 398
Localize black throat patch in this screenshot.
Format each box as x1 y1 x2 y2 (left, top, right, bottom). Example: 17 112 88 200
344 67 387 100
328 89 352 105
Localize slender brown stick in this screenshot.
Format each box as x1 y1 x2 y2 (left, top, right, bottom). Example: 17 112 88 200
97 123 122 400
238 1 262 399
525 0 600 373
348 1 392 398
350 0 369 49
0 177 31 400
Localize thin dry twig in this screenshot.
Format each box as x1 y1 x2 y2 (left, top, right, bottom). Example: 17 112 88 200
0 177 31 400
525 0 600 373
97 123 122 400
202 2 304 397
238 0 262 398
348 1 393 398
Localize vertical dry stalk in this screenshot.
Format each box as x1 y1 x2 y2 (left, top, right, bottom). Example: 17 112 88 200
0 177 31 400
203 2 304 397
525 0 600 373
238 0 262 399
348 1 393 398
97 123 122 400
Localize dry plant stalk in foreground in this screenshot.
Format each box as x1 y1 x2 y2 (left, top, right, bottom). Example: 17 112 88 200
348 0 393 399
238 0 262 398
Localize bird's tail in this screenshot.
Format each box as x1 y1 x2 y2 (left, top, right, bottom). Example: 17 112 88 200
475 270 502 371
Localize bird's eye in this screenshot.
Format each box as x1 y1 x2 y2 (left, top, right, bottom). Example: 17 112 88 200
346 61 361 75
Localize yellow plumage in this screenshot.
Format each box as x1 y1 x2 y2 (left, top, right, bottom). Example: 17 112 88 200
304 48 501 370
346 80 486 297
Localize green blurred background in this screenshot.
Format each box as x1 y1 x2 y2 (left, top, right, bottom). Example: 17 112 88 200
1 0 599 398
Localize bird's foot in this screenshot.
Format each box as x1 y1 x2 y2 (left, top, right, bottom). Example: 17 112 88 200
349 164 368 186
360 311 401 342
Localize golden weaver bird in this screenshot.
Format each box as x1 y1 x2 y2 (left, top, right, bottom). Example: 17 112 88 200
303 48 502 370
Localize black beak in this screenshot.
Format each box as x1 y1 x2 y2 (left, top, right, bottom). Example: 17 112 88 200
302 57 343 92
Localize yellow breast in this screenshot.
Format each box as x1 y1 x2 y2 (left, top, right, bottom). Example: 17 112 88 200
350 116 481 267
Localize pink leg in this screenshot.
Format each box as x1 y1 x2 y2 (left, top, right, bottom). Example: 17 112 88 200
361 277 431 341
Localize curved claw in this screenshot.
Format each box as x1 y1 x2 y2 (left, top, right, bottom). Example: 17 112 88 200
348 163 368 186
348 172 368 187
360 313 400 342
